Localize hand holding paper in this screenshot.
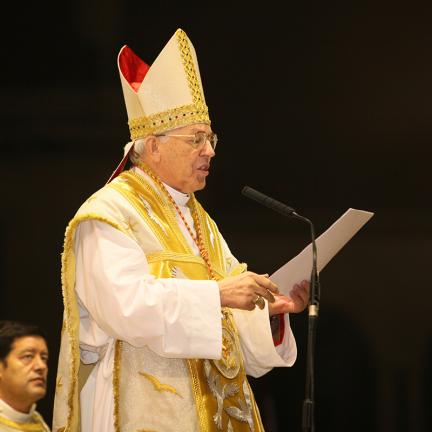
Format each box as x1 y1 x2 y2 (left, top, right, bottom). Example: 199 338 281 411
270 208 374 296
269 280 311 315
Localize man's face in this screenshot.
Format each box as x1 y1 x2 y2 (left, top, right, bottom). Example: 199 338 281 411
155 123 216 193
0 336 48 412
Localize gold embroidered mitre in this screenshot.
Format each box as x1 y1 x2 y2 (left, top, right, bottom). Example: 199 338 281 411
118 28 211 141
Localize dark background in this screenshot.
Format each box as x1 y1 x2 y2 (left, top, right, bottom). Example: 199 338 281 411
1 2 431 431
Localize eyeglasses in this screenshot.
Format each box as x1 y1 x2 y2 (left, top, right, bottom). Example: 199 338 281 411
155 131 218 150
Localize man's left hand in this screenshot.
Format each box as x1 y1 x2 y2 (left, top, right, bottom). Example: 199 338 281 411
268 280 310 315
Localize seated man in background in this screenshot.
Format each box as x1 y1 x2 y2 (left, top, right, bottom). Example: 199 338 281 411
0 320 50 431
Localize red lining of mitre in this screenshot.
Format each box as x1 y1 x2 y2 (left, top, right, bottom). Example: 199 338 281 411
107 46 150 184
118 45 150 92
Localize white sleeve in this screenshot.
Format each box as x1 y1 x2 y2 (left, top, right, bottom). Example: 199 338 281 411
231 305 297 378
75 219 222 360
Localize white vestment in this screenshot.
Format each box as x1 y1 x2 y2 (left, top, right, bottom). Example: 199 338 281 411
69 170 297 432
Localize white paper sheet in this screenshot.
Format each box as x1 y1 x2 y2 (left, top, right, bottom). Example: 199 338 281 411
270 208 374 295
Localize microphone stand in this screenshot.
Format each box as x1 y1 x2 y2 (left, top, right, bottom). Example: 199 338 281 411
240 186 320 431
295 215 320 432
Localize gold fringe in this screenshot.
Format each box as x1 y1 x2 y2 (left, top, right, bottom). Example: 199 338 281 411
113 340 122 432
59 214 124 431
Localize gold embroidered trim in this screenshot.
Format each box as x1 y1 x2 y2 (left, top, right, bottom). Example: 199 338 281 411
113 340 122 432
189 195 224 274
138 372 183 398
146 251 226 280
0 414 47 431
186 360 210 432
230 263 248 277
128 104 210 140
58 213 125 431
146 251 204 265
176 29 206 108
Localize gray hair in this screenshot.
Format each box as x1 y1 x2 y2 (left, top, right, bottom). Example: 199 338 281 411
129 135 169 165
129 138 147 165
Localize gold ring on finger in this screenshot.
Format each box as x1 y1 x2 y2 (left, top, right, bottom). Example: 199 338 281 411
252 295 265 310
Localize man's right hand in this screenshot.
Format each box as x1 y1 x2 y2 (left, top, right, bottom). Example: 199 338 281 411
218 271 279 311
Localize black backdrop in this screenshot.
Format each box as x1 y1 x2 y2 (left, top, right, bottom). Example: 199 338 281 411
1 3 431 431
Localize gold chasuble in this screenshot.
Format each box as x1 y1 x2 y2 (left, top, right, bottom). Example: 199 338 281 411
53 169 264 432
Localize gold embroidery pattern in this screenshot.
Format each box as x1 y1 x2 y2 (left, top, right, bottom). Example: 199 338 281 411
189 196 224 275
224 380 255 431
176 29 206 109
113 340 122 432
128 103 210 141
203 360 239 430
186 360 209 432
139 372 183 398
147 251 207 267
212 310 241 380
213 327 240 379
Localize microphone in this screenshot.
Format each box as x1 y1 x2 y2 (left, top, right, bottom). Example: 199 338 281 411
241 184 317 286
241 186 304 221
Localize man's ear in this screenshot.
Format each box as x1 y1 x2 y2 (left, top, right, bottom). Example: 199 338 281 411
145 136 161 163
